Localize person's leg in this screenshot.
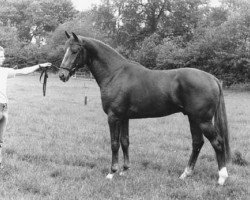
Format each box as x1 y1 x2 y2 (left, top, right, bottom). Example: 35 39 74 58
0 110 8 167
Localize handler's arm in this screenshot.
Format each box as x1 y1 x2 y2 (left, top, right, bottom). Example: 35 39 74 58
8 63 52 77
14 65 40 75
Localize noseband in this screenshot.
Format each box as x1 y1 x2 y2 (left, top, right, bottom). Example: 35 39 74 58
60 66 78 77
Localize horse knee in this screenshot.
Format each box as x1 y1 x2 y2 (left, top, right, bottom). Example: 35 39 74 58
111 141 120 152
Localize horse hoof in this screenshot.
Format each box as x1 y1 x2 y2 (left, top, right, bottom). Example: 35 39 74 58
218 177 226 185
119 167 130 176
106 173 114 180
179 167 192 180
119 171 127 176
179 173 187 180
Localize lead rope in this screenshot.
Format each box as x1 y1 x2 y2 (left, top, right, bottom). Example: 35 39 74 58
39 67 48 96
39 64 60 96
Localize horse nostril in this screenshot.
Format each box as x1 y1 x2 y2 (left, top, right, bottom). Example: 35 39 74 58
59 72 64 79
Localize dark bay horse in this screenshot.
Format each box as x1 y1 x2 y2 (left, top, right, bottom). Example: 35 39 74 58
59 32 231 185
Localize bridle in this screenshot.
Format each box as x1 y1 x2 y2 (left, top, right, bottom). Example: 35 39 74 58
60 46 86 77
39 45 86 97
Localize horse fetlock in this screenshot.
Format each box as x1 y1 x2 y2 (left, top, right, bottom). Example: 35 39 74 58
218 167 228 185
111 163 119 173
123 163 130 171
179 167 193 180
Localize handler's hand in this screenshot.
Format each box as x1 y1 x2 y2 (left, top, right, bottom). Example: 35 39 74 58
39 63 52 68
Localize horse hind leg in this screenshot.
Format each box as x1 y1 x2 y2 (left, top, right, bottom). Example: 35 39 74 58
199 121 228 185
180 117 204 179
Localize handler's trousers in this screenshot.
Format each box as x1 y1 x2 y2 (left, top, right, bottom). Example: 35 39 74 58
0 103 8 165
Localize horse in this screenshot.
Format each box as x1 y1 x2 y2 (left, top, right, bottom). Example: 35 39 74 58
58 31 231 185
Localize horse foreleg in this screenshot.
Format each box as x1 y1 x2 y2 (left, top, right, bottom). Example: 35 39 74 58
106 114 121 179
119 119 130 175
180 118 204 179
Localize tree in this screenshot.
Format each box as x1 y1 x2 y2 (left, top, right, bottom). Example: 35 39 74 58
0 0 77 42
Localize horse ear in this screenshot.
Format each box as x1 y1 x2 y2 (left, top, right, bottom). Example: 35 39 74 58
65 31 70 39
72 32 79 41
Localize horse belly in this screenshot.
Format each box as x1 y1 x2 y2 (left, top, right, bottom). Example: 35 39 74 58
127 97 178 119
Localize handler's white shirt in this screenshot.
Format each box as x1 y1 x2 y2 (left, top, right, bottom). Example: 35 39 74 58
0 67 15 103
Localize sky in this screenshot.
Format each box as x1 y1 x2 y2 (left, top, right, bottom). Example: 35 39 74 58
71 0 101 11
71 0 221 11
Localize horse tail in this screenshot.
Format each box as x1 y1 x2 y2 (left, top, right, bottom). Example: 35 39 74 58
214 79 231 163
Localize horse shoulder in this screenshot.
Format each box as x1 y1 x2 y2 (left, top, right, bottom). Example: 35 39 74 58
100 66 132 115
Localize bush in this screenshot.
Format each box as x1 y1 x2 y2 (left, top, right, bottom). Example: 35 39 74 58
156 37 187 69
132 33 161 69
4 43 51 68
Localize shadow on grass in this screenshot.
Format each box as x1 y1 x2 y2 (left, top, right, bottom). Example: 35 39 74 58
18 180 50 197
50 168 91 181
0 164 19 181
141 160 163 171
63 158 96 168
13 151 98 170
4 148 17 157
200 154 215 162
18 153 51 164
202 185 248 200
232 151 248 166
50 169 62 178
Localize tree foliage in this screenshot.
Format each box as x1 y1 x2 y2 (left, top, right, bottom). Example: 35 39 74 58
0 0 76 41
0 0 249 85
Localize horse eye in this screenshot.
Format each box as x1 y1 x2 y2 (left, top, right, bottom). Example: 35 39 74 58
72 51 77 54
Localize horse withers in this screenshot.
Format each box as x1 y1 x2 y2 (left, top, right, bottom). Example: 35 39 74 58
59 31 231 185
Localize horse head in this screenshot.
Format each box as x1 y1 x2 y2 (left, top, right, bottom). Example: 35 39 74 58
59 31 87 82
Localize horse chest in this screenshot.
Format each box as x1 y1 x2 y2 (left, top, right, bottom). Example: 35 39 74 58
100 91 127 115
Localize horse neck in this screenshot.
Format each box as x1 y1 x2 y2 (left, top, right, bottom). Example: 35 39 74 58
88 42 126 87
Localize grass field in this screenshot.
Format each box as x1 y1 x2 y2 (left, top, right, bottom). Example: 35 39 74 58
0 74 249 200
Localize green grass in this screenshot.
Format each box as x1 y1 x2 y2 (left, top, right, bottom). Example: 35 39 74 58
0 74 249 200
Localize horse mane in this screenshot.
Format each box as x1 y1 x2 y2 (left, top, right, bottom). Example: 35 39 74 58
78 36 126 61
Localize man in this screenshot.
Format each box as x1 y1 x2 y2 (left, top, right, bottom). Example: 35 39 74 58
0 46 51 167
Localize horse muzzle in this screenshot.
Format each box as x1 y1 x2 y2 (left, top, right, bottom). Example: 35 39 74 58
59 70 70 82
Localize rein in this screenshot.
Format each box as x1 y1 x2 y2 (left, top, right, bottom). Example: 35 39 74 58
39 63 60 97
39 46 85 96
39 67 49 96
